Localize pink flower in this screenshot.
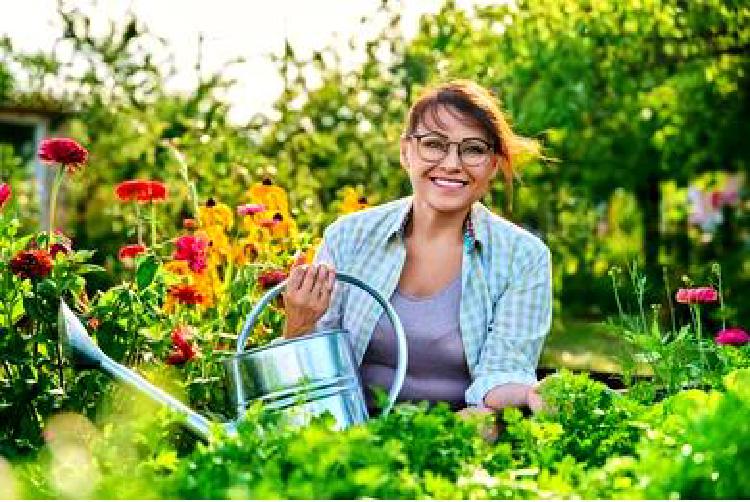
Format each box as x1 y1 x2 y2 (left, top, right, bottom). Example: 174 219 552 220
38 138 88 172
173 235 208 273
715 327 750 346
0 182 11 209
236 203 266 216
675 287 719 304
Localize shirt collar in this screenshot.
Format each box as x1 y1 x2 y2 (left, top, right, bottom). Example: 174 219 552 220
385 196 487 252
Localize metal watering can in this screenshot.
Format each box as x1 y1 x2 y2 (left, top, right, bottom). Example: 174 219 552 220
59 272 407 440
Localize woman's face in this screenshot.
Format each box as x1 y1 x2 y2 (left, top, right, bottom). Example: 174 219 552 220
400 104 500 215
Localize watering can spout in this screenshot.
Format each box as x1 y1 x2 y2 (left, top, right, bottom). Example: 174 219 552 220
58 299 230 440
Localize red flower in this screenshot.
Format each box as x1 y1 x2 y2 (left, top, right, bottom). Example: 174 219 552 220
0 183 11 209
183 218 197 229
166 325 198 365
675 287 719 304
115 180 168 202
715 327 750 346
10 250 54 279
118 244 147 261
173 235 208 273
168 284 206 305
258 269 288 289
237 203 266 216
38 138 88 172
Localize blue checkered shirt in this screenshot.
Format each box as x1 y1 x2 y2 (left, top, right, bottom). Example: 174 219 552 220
313 196 552 406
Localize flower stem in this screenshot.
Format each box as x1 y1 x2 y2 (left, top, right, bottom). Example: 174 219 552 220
150 202 157 249
48 166 65 251
135 202 143 246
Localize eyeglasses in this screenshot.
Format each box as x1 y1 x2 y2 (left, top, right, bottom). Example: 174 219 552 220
407 132 495 167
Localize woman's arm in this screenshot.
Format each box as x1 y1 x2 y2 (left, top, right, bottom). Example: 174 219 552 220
464 243 553 410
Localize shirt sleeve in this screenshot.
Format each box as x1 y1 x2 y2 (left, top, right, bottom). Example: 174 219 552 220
464 245 553 406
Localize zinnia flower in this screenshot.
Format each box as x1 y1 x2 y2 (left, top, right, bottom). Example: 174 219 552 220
87 318 101 331
173 235 208 273
38 138 88 172
0 182 11 209
237 203 266 216
118 244 147 261
715 327 750 346
258 269 288 289
166 325 198 365
183 218 197 229
115 180 168 202
10 249 54 279
675 287 719 304
167 284 206 305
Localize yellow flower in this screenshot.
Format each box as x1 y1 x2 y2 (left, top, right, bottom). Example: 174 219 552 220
199 201 234 230
303 237 322 264
233 237 260 266
340 187 369 214
163 260 190 276
199 226 232 258
247 181 289 214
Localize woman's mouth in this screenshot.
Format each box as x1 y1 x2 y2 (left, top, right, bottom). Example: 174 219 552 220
430 176 469 190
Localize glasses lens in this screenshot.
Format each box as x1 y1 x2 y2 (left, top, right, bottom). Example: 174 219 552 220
459 139 492 166
416 135 449 162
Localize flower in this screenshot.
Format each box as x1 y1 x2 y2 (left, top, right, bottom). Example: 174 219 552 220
162 260 190 276
166 326 198 365
115 180 168 202
258 269 288 289
10 249 54 279
173 235 208 273
199 200 234 230
675 287 719 304
237 203 266 216
715 327 750 346
233 238 259 266
340 187 369 214
0 182 11 209
118 244 147 261
38 138 88 172
49 242 71 258
167 284 206 305
247 180 289 214
183 218 197 229
87 318 101 331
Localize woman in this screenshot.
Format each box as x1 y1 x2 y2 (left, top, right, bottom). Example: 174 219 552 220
282 80 551 419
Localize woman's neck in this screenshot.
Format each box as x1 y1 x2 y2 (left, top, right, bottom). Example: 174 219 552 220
406 197 470 245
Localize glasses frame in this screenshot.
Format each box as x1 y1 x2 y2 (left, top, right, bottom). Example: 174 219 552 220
406 132 496 167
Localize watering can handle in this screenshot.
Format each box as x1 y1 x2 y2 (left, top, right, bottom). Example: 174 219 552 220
236 271 407 416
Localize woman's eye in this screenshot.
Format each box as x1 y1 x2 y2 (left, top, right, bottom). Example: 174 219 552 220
423 139 448 150
463 144 488 155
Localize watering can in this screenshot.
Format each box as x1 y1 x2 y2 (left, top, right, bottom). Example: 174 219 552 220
59 272 407 440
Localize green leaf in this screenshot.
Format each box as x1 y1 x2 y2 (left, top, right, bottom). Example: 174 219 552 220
136 255 158 290
76 264 107 275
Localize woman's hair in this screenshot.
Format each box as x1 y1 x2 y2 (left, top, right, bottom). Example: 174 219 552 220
404 80 541 209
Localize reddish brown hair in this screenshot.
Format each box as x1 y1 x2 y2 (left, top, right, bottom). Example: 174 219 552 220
404 80 541 209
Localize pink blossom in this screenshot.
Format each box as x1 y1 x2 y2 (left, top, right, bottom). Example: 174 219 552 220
715 327 750 346
237 203 266 216
675 287 718 304
173 235 208 273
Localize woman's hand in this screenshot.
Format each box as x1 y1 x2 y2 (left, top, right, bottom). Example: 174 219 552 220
525 383 548 414
282 262 336 339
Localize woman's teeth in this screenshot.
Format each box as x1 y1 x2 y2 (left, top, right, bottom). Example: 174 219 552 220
432 178 465 188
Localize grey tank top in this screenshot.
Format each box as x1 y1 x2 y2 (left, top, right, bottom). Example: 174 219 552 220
359 272 471 411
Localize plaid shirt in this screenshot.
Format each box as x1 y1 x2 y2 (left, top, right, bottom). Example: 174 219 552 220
313 196 552 406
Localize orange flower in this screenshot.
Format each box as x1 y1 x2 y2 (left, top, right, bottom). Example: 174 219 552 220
247 179 289 214
340 187 369 214
199 199 234 230
163 260 190 276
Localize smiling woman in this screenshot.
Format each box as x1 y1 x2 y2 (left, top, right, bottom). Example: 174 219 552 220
281 80 550 428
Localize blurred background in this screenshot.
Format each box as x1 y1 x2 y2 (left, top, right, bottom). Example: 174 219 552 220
1 0 748 369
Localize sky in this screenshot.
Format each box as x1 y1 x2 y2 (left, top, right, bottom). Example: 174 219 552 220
0 0 493 123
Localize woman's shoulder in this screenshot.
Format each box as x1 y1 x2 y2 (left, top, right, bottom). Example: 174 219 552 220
323 197 410 247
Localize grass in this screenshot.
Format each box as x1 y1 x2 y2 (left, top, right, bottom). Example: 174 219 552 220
541 318 641 374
